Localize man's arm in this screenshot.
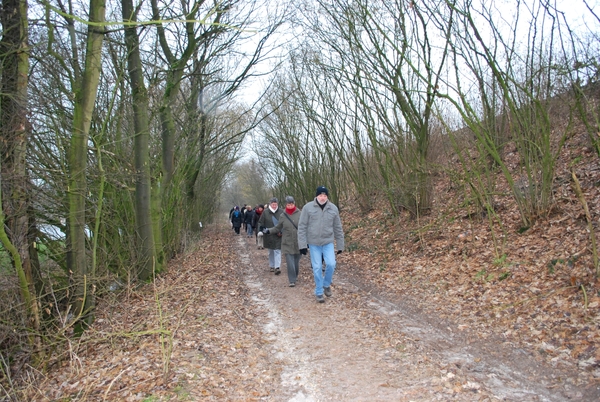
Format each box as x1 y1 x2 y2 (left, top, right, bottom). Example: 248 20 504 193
333 212 345 251
297 208 308 249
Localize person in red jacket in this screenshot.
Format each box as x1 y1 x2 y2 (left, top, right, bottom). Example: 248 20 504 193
262 196 302 286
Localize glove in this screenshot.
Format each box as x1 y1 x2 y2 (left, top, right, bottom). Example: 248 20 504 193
337 250 342 255
300 248 308 255
262 228 270 234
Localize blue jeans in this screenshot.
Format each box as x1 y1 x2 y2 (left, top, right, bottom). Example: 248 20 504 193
247 225 253 236
308 243 336 296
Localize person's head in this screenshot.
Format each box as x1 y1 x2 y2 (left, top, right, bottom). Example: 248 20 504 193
235 206 239 210
315 186 329 204
284 195 295 209
269 197 278 209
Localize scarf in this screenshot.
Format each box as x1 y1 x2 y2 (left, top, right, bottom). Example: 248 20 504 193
285 206 297 215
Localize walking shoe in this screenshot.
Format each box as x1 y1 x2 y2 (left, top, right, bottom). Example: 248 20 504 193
275 268 281 275
316 294 325 303
289 283 295 287
270 267 275 272
324 287 332 297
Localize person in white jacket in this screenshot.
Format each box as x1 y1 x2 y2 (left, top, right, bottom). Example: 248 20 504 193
258 197 283 274
297 186 345 303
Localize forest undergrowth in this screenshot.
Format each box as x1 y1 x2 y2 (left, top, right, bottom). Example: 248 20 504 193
340 127 600 384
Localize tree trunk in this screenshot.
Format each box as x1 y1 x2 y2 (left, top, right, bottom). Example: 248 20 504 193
123 0 159 280
68 0 106 333
0 0 42 351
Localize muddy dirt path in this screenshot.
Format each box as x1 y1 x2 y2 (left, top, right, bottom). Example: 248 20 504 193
234 234 599 401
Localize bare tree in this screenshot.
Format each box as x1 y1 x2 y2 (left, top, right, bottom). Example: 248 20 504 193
0 0 42 352
150 0 285 258
440 0 578 226
122 0 158 280
280 0 453 216
570 1 600 157
254 69 338 205
67 0 106 331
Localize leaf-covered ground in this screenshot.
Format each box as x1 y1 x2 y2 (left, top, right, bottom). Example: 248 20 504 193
18 213 599 400
24 233 279 401
14 130 600 401
339 128 600 390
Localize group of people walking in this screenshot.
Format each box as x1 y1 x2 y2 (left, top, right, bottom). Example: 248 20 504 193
232 185 345 303
229 204 264 238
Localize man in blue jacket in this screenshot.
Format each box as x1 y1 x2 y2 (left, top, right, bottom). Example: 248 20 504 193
298 186 345 303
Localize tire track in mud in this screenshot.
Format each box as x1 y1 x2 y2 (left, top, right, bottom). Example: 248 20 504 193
234 235 598 401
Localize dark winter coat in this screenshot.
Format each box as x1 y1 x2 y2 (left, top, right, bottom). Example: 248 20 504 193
257 207 283 250
231 209 243 228
244 209 255 227
252 208 263 230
